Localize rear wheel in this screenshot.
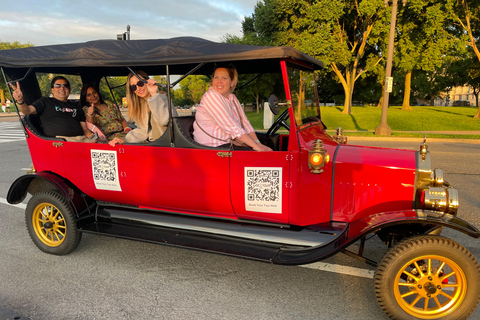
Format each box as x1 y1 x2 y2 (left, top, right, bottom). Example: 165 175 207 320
374 235 480 320
25 190 81 255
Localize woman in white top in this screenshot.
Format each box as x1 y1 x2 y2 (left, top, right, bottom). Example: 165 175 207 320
109 70 176 146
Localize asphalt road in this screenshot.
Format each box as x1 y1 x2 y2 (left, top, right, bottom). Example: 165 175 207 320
1 120 480 320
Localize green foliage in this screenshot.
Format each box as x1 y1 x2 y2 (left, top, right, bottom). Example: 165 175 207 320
100 76 127 105
0 40 34 102
396 1 456 73
441 0 480 63
0 40 33 50
176 75 209 107
269 0 388 114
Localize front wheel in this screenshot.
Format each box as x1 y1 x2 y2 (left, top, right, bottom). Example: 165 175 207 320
374 235 480 320
25 190 81 255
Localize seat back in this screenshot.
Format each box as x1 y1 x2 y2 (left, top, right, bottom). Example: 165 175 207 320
173 116 221 149
23 114 46 137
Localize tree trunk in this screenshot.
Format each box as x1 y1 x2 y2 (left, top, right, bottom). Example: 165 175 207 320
342 90 352 114
377 83 384 107
341 70 353 114
475 94 480 119
402 70 413 111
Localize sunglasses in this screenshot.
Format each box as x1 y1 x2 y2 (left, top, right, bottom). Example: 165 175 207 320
129 79 146 92
53 83 70 89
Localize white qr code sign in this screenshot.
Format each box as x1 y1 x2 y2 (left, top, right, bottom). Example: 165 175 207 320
91 150 122 191
245 167 282 213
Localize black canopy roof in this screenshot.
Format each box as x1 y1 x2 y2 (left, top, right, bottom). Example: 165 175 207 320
0 37 323 77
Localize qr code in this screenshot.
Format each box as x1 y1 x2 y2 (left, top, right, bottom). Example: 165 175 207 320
92 150 118 182
246 169 280 202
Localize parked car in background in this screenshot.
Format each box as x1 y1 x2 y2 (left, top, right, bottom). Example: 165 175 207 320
453 100 471 106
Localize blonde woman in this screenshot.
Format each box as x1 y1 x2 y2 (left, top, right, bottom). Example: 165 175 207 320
109 70 176 146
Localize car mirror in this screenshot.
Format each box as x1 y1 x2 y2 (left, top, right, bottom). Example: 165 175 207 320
268 94 281 115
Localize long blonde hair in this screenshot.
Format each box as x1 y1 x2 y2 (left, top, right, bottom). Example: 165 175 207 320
126 70 149 122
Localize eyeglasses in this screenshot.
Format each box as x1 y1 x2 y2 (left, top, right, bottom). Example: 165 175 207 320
129 79 146 92
53 83 70 89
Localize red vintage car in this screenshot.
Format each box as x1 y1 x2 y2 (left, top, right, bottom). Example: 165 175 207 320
2 37 479 320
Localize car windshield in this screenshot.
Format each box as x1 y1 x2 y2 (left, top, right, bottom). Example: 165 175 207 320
287 66 321 127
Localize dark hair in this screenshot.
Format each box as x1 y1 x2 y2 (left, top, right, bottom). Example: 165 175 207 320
51 76 70 88
80 84 106 109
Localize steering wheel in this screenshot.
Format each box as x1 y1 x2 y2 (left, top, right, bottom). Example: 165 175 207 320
266 108 290 137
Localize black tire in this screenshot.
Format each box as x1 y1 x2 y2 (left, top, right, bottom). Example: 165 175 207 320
374 235 480 320
25 190 82 255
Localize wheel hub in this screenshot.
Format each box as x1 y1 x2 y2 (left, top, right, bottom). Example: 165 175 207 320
411 273 443 299
43 221 54 229
425 283 438 295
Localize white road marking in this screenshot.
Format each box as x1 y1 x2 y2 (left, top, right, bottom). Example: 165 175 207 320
0 197 26 209
0 196 377 278
0 123 25 143
300 262 375 279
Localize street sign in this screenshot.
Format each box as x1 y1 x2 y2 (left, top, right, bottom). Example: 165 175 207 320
385 77 393 93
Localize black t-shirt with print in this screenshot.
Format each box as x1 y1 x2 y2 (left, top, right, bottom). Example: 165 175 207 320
32 97 85 137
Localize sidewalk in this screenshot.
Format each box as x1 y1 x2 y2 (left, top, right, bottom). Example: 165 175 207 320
0 112 16 117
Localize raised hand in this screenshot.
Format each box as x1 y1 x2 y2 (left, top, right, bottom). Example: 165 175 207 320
9 82 24 103
146 78 159 97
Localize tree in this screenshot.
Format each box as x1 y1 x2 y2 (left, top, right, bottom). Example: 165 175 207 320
243 0 278 45
466 63 480 113
236 73 281 113
448 53 480 117
395 1 456 110
0 41 34 103
100 76 127 106
442 0 480 118
316 69 344 106
443 0 480 62
223 33 282 112
410 62 454 105
271 0 389 114
177 75 209 107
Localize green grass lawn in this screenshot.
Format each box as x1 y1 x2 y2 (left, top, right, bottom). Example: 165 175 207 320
246 105 480 139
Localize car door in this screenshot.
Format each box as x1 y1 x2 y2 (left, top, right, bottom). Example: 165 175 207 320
229 150 290 224
63 143 236 219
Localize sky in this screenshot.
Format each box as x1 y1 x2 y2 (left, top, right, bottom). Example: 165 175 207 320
1 0 259 46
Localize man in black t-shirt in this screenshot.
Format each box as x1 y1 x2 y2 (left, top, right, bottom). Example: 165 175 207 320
10 76 95 142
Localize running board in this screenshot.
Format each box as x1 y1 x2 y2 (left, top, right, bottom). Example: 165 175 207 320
79 205 349 264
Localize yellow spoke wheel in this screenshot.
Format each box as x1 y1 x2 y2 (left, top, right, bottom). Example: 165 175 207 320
26 190 81 255
32 202 67 247
374 235 480 320
394 255 466 318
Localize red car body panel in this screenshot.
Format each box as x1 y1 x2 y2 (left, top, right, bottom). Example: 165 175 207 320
332 145 416 223
26 134 65 176
64 143 236 219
